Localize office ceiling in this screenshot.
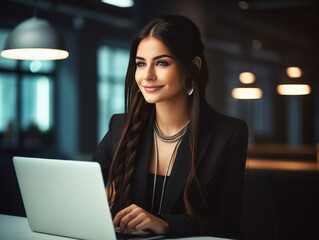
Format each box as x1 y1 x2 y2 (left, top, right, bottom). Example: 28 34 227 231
203 0 319 56
1 0 319 60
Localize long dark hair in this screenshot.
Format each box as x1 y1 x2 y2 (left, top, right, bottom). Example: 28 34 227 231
107 15 210 233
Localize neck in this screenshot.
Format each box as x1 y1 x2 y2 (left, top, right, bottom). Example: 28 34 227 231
155 95 190 136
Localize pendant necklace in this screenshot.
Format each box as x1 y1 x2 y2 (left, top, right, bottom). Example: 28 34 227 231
151 120 190 214
153 120 190 143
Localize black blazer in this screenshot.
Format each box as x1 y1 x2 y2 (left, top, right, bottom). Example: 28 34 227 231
92 106 248 239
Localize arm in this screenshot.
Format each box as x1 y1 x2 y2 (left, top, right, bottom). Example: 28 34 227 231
159 121 249 238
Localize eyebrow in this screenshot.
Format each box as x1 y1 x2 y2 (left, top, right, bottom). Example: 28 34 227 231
135 54 173 61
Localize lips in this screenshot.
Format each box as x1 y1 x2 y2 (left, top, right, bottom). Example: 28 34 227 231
143 85 164 93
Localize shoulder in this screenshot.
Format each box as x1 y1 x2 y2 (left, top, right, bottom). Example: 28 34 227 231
109 113 125 131
197 106 248 181
110 113 125 124
198 105 248 150
108 113 126 144
200 106 247 133
92 113 125 161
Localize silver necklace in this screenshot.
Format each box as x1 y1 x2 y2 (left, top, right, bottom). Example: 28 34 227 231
153 120 190 143
151 132 182 214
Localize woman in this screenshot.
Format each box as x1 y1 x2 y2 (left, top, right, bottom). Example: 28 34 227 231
92 15 248 239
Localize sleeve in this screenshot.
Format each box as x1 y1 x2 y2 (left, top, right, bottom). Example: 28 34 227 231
158 120 249 239
91 114 117 186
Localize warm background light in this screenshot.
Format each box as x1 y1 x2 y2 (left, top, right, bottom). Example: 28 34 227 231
277 84 311 95
252 39 262 49
239 72 255 84
232 87 263 99
286 67 302 78
238 1 249 9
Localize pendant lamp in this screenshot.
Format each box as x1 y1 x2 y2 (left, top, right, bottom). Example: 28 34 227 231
277 67 311 95
0 17 69 60
232 72 263 99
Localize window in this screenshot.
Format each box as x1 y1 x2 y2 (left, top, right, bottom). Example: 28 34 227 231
97 45 129 141
21 75 54 132
0 28 55 150
0 73 18 147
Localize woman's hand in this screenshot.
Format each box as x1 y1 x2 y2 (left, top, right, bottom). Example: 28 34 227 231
113 204 169 235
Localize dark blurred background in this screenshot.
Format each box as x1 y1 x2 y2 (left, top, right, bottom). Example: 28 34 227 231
0 0 319 239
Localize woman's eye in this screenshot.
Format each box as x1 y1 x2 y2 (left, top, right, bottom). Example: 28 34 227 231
157 61 169 66
136 62 146 67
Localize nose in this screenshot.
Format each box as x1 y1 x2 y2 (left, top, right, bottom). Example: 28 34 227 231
143 65 156 81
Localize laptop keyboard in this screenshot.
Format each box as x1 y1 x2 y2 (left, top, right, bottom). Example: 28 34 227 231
115 228 162 240
116 232 144 239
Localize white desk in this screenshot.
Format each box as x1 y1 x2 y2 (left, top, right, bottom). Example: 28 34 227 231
0 214 227 240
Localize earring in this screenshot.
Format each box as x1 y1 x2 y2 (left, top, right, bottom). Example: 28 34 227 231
187 87 194 96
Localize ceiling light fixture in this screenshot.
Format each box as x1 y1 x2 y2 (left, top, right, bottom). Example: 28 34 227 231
0 0 68 60
277 66 311 95
233 71 262 99
232 87 263 99
277 84 311 95
101 0 134 8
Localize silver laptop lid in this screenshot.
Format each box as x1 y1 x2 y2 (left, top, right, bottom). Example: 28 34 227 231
13 156 116 240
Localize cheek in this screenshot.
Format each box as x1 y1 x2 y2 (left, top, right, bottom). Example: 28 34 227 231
169 71 186 89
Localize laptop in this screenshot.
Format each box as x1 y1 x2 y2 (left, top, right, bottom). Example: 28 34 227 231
13 156 163 240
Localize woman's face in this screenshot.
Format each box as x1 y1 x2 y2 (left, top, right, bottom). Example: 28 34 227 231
135 37 188 104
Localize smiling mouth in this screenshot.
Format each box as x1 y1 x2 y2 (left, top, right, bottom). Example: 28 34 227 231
143 85 164 93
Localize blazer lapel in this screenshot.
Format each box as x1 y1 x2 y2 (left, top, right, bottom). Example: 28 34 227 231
196 108 217 167
161 107 218 213
160 129 192 213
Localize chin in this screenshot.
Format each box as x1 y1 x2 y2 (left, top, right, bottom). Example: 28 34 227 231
141 94 162 104
143 97 160 104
